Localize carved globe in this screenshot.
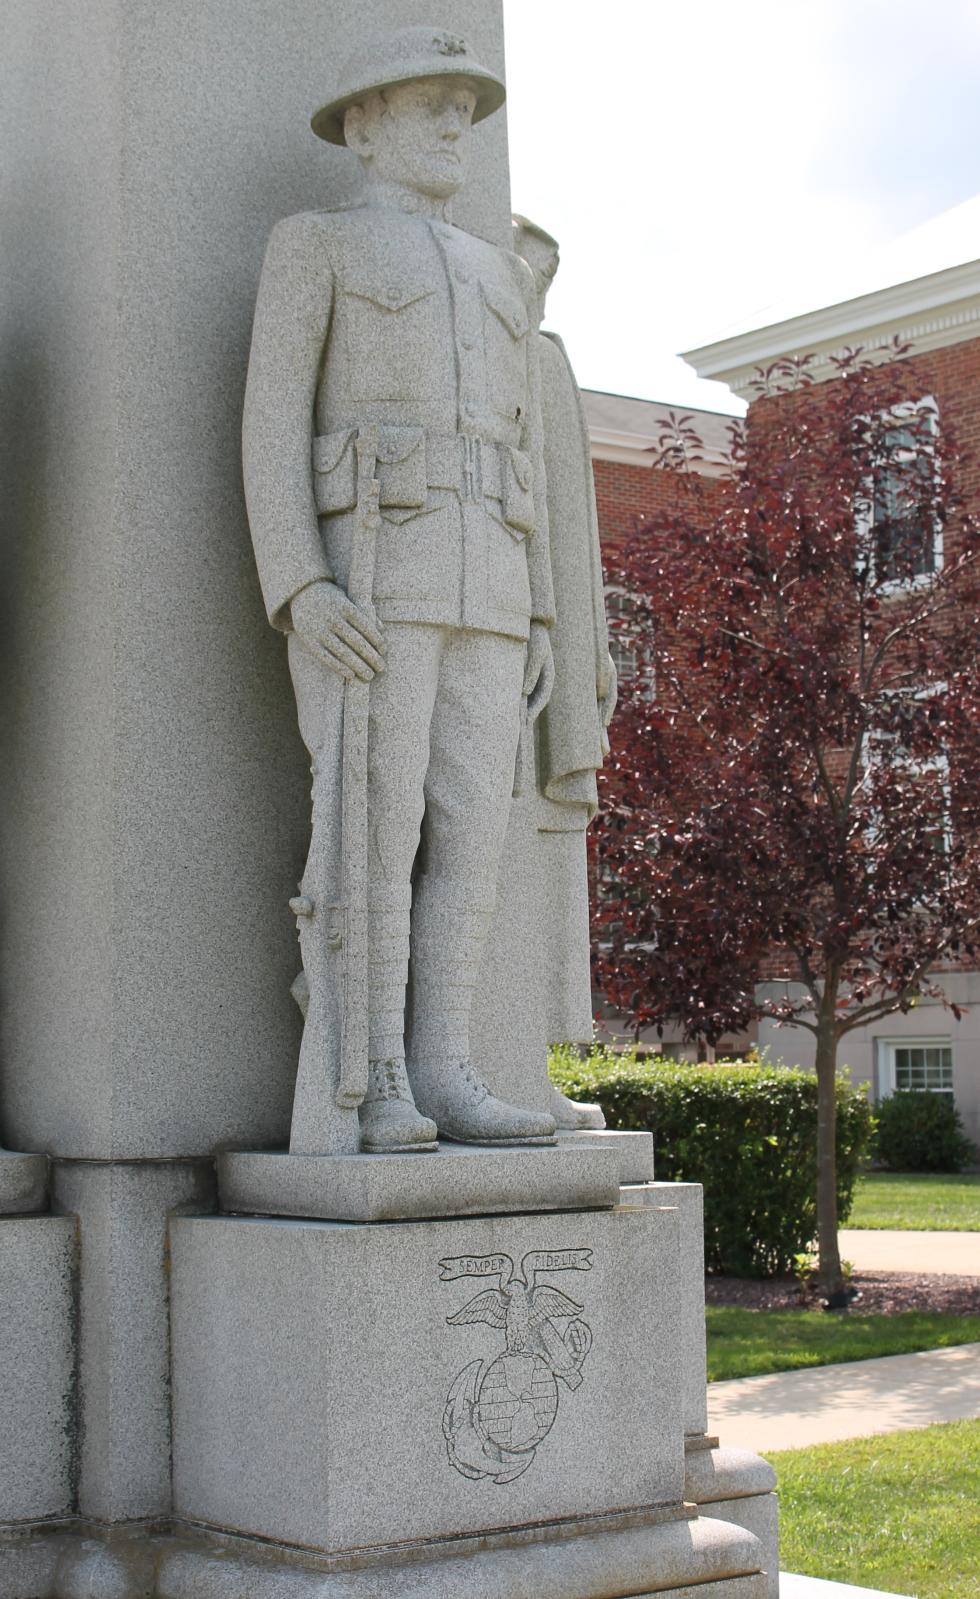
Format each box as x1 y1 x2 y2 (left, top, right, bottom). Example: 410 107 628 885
477 1353 558 1453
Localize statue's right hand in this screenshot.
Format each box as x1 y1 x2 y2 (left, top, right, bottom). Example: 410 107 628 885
290 581 386 682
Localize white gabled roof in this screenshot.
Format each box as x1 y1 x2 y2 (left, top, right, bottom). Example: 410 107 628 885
683 193 980 398
582 389 737 477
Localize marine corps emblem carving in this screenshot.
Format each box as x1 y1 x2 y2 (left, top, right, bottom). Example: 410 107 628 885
434 32 468 56
440 1248 593 1483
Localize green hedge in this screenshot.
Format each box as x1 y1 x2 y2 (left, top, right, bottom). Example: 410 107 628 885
874 1090 974 1172
550 1047 875 1277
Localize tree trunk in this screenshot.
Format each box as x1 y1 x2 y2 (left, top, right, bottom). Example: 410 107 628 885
814 1011 845 1303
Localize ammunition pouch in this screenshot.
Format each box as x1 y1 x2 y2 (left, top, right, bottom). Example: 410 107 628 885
312 427 535 540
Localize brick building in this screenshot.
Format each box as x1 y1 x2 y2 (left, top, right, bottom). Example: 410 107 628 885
583 203 980 1146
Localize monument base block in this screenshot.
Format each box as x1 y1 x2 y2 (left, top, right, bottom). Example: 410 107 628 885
159 1201 767 1597
218 1139 623 1221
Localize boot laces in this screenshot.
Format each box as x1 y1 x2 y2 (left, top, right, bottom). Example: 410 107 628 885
459 1061 490 1103
368 1058 413 1103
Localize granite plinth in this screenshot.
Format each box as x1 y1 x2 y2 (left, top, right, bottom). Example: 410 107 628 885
0 1214 76 1523
51 1158 217 1523
0 1513 766 1598
159 1515 766 1597
171 1206 684 1556
686 1446 779 1599
0 1149 48 1215
624 1182 708 1435
559 1127 654 1185
218 1140 623 1221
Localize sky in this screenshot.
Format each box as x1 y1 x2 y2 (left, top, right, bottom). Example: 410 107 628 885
502 0 980 416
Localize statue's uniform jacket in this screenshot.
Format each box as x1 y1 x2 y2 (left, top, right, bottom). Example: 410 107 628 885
243 204 556 642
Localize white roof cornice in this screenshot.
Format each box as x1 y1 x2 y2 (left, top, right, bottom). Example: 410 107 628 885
683 258 980 398
589 426 730 476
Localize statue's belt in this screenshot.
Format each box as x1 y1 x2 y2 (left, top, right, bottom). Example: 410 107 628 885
312 426 535 537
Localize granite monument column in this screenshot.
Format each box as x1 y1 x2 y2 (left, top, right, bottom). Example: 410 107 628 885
0 0 509 1569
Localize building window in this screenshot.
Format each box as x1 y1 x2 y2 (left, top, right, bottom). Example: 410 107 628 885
863 682 952 858
861 397 941 587
605 585 654 700
879 1039 953 1098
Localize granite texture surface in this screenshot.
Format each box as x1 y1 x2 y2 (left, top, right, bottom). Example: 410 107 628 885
160 1515 765 1597
693 1495 779 1599
171 1206 683 1554
0 0 507 1162
686 1445 779 1599
0 1214 76 1523
623 1181 708 1435
218 1140 621 1220
562 1128 654 1185
0 1538 58 1599
686 1446 778 1505
0 1149 48 1215
0 1514 765 1598
51 1159 216 1523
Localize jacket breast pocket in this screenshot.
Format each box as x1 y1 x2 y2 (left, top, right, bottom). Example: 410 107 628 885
482 281 529 423
343 275 439 402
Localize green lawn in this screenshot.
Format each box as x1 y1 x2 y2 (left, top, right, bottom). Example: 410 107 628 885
844 1171 980 1232
706 1307 980 1382
775 1420 980 1597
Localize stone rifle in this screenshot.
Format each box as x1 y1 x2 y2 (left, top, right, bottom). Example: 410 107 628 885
289 425 381 1154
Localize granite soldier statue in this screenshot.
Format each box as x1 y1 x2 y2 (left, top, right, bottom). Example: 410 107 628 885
243 27 558 1154
509 215 616 1132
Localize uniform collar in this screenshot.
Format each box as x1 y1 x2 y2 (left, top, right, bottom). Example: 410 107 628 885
359 183 453 223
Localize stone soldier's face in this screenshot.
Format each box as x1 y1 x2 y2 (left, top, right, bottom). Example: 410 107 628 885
349 78 478 199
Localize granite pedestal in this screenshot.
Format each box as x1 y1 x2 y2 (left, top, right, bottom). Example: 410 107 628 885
623 1185 780 1598
163 1197 766 1596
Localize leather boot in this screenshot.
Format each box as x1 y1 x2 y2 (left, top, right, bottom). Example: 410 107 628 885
548 1085 607 1131
360 883 437 1153
412 1057 556 1145
406 876 556 1145
359 1057 438 1152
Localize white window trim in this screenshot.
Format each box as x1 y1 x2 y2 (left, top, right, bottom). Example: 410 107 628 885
876 1037 954 1098
604 583 656 702
855 395 942 594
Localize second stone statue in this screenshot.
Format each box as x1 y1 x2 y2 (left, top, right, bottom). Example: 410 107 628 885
243 26 562 1155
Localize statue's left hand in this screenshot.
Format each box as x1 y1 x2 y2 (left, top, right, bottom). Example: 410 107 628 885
523 621 555 725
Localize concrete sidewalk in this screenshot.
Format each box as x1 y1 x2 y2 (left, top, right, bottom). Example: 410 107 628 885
781 1576 910 1598
708 1341 980 1454
840 1228 980 1276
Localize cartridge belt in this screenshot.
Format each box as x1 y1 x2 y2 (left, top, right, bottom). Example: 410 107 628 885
312 426 535 536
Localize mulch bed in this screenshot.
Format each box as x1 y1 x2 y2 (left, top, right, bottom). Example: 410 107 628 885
705 1270 980 1315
